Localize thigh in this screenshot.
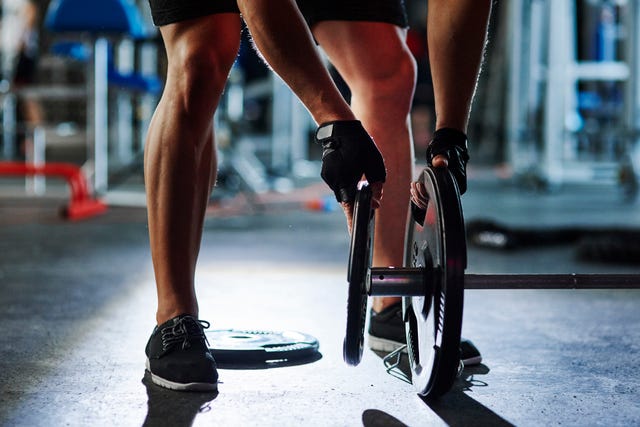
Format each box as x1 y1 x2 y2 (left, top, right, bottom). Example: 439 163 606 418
312 21 411 85
159 13 242 116
158 12 242 79
300 0 410 81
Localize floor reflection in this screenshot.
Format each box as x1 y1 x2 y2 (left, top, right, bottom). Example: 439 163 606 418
142 372 218 427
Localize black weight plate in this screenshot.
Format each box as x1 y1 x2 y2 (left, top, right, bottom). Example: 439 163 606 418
403 167 466 398
207 329 319 363
343 184 374 366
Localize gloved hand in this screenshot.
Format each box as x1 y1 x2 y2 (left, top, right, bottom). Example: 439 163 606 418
410 128 470 226
426 128 469 195
315 120 386 203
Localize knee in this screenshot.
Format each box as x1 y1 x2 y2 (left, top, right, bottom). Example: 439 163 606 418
354 48 417 111
388 49 418 99
167 42 238 115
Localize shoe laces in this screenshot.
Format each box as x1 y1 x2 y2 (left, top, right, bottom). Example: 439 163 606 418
160 316 210 351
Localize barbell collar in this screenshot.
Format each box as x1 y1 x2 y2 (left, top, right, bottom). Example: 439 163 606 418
368 267 426 296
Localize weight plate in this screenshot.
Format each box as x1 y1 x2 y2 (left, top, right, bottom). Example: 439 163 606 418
403 167 466 398
343 184 374 366
207 329 319 363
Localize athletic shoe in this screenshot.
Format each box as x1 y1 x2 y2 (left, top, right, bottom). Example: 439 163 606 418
368 303 482 366
460 337 482 366
145 314 218 391
368 303 406 354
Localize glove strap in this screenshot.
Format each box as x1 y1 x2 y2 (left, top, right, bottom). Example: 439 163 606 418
315 120 365 147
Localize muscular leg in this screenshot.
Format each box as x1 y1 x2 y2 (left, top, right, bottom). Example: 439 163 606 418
312 22 416 312
144 15 241 325
427 0 492 167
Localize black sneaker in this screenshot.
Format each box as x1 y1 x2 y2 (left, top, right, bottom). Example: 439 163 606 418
145 314 218 391
368 303 406 354
367 303 482 366
460 337 482 366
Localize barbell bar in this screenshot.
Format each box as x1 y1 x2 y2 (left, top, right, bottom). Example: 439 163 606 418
368 268 640 296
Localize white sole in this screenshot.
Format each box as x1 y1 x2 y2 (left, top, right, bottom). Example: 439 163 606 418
145 358 218 392
368 337 483 366
367 335 407 353
462 355 482 366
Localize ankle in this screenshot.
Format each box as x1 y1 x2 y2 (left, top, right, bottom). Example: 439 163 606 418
372 298 401 314
156 307 198 326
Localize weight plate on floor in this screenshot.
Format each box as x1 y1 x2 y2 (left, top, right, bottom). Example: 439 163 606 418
404 167 466 398
207 329 319 363
343 183 374 366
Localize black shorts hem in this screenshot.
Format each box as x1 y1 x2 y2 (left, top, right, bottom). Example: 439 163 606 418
297 0 408 30
148 0 240 27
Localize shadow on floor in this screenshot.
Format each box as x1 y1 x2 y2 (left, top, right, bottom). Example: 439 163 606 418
424 365 516 427
362 409 409 427
373 350 515 427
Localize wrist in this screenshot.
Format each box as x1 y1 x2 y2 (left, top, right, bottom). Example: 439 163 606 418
315 120 364 145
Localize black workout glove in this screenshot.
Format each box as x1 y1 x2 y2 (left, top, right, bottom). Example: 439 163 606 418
315 120 386 203
426 128 470 195
411 128 470 226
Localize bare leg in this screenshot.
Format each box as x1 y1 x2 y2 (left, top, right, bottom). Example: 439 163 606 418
144 15 241 325
427 0 492 167
313 22 416 312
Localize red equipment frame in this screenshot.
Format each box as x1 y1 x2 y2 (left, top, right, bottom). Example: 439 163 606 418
0 161 107 220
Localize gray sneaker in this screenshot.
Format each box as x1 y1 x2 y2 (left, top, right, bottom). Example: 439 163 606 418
368 303 482 366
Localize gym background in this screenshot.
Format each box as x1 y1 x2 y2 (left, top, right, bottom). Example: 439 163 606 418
0 1 639 427
1 1 639 197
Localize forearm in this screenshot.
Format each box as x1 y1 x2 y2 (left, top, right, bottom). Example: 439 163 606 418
427 0 492 131
237 0 354 124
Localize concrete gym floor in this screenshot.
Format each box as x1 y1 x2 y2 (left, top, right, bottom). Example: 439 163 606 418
1 173 639 427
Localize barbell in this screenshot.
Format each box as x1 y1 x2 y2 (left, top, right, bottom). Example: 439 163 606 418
343 166 640 399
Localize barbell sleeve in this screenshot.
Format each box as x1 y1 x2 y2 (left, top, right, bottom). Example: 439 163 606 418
368 267 426 296
464 274 640 289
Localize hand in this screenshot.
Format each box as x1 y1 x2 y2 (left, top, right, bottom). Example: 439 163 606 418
409 154 447 226
425 128 469 195
410 180 428 211
341 181 383 235
316 120 386 204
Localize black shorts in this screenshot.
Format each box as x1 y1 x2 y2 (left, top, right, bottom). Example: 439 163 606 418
148 0 407 29
148 0 239 27
297 0 407 29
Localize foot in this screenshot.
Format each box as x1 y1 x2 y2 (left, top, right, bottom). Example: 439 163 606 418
145 314 218 391
459 337 482 366
367 303 482 366
367 303 406 354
